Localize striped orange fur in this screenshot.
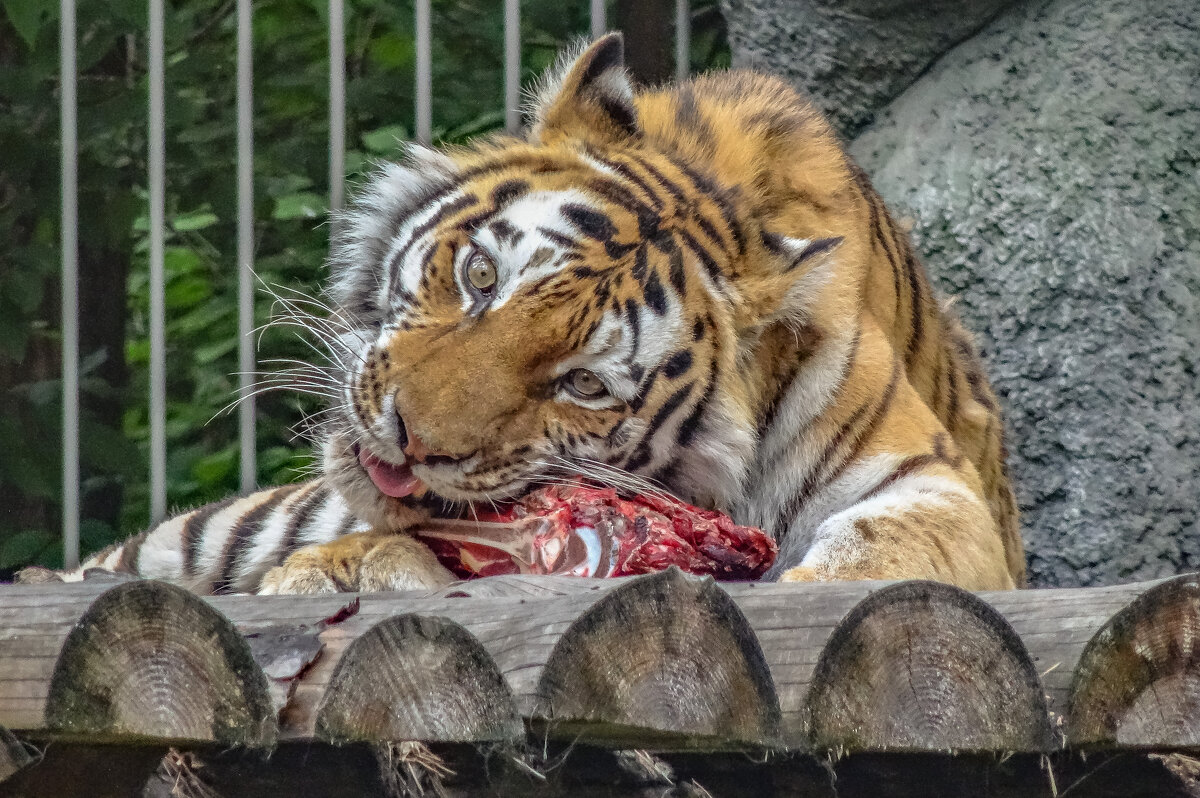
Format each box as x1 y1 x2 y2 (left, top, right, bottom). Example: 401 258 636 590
63 34 1022 594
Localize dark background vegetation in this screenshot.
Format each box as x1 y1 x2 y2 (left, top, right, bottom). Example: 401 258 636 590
0 0 730 575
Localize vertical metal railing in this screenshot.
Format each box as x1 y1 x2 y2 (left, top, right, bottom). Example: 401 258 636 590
504 0 521 134
59 0 79 569
675 0 690 82
328 0 346 212
60 2 693 559
414 0 432 144
148 0 167 524
236 0 256 495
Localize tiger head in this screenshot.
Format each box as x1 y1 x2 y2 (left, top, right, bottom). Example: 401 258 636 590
311 34 845 529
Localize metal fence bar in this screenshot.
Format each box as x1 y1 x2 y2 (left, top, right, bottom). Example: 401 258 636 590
675 0 689 82
504 0 520 134
590 0 605 39
236 0 256 494
148 0 167 524
59 0 79 569
414 0 432 144
328 0 346 212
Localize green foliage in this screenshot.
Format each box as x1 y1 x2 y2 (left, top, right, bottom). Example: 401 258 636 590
0 0 729 576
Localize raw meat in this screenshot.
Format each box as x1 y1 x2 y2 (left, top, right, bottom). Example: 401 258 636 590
415 483 776 581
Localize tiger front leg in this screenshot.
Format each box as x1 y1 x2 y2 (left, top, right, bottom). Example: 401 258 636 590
774 468 1016 591
258 532 455 595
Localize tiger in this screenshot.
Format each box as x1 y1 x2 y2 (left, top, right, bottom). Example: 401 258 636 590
54 33 1024 595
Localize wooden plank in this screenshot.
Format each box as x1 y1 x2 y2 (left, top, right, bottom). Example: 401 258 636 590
41 580 276 746
316 613 521 743
1068 573 1200 747
534 568 780 749
1 573 1198 752
806 580 1054 753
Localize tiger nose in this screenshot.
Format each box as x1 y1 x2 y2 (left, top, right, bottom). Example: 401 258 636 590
395 410 448 464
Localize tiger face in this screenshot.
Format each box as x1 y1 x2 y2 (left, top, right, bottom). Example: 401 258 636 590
312 36 842 530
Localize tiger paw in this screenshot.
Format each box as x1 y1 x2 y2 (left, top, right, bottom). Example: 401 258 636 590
257 533 455 595
777 565 821 583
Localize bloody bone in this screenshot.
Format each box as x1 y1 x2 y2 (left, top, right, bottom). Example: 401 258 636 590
415 483 776 581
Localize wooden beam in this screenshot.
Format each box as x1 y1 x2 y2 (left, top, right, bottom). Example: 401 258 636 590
534 568 780 749
316 613 521 744
1068 574 1200 747
806 580 1054 752
1 571 1198 755
42 580 276 746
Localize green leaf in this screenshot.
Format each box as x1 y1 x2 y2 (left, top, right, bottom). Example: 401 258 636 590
3 0 55 50
272 192 326 221
172 209 219 232
361 124 409 155
190 446 237 488
0 530 53 570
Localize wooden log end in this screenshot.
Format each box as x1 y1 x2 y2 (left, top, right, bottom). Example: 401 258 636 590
44 580 276 747
807 579 1053 753
0 725 33 782
315 613 521 744
535 567 781 749
1068 573 1200 748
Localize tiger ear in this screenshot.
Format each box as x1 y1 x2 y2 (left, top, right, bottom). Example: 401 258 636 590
530 33 639 145
735 234 845 332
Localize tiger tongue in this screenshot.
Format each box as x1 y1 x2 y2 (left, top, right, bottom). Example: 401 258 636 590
358 449 423 498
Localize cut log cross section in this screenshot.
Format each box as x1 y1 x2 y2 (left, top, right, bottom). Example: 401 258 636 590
806 580 1055 752
1068 573 1200 747
43 580 276 746
534 567 781 749
316 613 522 744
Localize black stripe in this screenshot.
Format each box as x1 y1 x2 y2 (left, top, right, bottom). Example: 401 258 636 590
333 510 360 538
632 246 648 285
903 249 925 366
181 495 239 577
115 530 149 574
598 96 639 137
629 365 661 413
859 453 943 503
668 242 687 295
643 269 667 315
490 179 530 208
789 237 843 269
279 482 329 557
631 155 688 207
537 227 580 250
625 382 695 472
387 193 477 287
670 158 746 254
662 350 693 379
625 298 641 356
676 366 716 447
579 35 624 86
678 229 725 293
594 154 665 211
213 484 302 594
562 203 616 242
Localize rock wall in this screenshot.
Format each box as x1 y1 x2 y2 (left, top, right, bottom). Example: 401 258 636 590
721 0 1200 586
720 0 1017 138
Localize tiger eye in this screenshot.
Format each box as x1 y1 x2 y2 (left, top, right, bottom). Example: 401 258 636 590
568 369 606 398
467 254 497 292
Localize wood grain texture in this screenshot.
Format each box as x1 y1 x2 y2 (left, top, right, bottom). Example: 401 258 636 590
806 580 1054 752
1068 573 1200 747
534 568 781 749
42 580 276 746
1 573 1198 753
316 613 521 743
